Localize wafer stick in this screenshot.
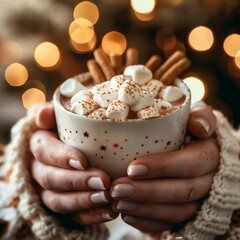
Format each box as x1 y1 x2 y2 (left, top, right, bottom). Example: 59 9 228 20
160 57 191 85
110 52 124 74
145 55 162 73
154 51 184 79
125 47 139 66
93 48 115 80
87 59 106 84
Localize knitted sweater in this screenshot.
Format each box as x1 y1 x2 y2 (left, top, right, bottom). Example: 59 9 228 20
0 107 239 240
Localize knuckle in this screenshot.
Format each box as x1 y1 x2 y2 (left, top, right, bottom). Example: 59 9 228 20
39 169 51 189
173 182 195 202
189 154 204 177
46 194 63 213
171 206 189 223
66 176 80 190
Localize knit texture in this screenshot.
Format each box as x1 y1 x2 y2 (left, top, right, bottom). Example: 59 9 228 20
0 105 109 240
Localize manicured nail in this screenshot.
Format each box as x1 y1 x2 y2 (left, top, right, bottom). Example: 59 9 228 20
127 165 148 177
69 159 84 170
194 117 209 133
90 191 108 204
111 184 135 198
191 101 206 109
117 201 137 211
101 213 114 221
88 177 105 190
122 215 138 224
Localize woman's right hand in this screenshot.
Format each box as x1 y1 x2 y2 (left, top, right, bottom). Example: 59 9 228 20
29 103 118 225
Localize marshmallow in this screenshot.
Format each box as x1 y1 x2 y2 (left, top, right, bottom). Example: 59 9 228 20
161 86 185 103
124 65 153 86
110 74 132 90
88 108 107 120
92 81 111 94
118 79 141 106
70 99 98 115
141 79 163 97
70 89 93 106
60 78 87 97
153 99 172 112
106 100 129 121
131 90 154 112
93 89 118 108
137 107 160 120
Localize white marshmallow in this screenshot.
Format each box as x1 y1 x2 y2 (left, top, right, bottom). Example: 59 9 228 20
131 90 154 112
118 79 141 106
106 100 129 121
60 78 87 97
110 74 132 90
141 79 163 97
88 108 107 120
93 89 118 108
137 107 160 120
153 99 172 112
124 65 152 86
70 99 98 115
92 81 111 94
70 89 93 106
161 86 185 103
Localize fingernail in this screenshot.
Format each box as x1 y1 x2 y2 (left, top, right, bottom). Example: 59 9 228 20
69 159 84 170
101 213 115 221
88 177 106 190
127 165 148 177
111 184 134 198
90 191 108 204
123 215 138 224
194 117 209 133
191 101 206 109
117 201 138 211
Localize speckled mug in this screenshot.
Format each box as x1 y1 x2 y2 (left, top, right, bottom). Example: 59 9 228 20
53 79 191 179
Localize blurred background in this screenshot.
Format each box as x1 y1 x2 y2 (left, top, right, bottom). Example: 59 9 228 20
0 0 239 144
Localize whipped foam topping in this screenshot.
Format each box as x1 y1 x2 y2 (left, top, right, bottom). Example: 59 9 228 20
60 65 186 121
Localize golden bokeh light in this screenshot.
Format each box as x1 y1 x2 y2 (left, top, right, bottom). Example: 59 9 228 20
155 28 176 50
188 26 214 51
164 40 186 57
69 18 94 44
5 63 28 87
234 51 240 69
102 31 127 55
167 0 183 7
73 1 99 25
34 42 61 69
0 41 22 64
22 88 46 110
223 33 240 57
130 0 156 14
183 77 205 104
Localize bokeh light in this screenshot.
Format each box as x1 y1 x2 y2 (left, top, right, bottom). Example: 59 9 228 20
166 0 183 7
102 31 127 55
73 1 99 25
0 41 22 64
183 77 205 104
22 88 46 110
5 63 28 87
188 26 214 51
130 0 156 14
155 28 176 50
223 33 240 57
34 42 61 69
234 51 240 69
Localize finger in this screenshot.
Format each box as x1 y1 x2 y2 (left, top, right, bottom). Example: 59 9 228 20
127 138 219 179
188 101 216 138
31 159 110 191
73 206 119 225
111 172 214 203
30 130 87 170
36 103 56 129
122 214 172 234
41 189 111 214
112 201 200 223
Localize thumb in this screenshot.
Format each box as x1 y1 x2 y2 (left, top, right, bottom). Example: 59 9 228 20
188 101 216 139
36 102 56 130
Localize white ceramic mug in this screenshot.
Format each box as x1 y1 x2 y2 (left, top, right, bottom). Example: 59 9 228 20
53 79 191 179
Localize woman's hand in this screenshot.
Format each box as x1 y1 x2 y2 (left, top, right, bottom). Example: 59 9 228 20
111 102 219 234
30 103 118 225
